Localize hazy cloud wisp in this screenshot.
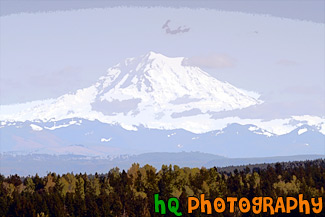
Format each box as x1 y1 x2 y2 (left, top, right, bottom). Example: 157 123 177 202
162 20 190 35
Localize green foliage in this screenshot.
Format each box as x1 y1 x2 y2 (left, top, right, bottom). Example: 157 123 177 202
0 159 324 217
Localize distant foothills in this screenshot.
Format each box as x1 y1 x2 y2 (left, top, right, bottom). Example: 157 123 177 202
0 152 323 176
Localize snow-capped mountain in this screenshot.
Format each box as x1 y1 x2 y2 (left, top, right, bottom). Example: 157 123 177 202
1 52 262 133
0 52 324 157
95 51 260 113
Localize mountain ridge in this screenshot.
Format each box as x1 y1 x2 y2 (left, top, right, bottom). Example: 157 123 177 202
1 152 323 176
1 118 324 157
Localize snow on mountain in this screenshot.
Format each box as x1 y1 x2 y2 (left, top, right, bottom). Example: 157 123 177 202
298 128 308 135
248 126 274 137
95 51 260 112
0 52 259 126
30 124 43 131
0 52 324 135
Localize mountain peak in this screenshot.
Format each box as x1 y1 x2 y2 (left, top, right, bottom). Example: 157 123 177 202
144 51 161 59
138 51 184 67
139 51 168 66
96 52 261 116
1 52 263 133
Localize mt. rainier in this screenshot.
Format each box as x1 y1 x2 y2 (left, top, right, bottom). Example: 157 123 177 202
1 52 324 135
1 52 324 157
1 52 262 132
94 51 260 112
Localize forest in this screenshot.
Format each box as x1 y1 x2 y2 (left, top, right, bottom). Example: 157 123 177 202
0 159 324 217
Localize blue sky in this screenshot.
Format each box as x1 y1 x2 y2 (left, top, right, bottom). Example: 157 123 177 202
0 1 324 118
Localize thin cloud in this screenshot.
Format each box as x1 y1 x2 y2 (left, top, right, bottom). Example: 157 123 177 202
162 20 190 35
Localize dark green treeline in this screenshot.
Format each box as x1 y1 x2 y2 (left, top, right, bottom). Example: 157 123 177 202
0 159 324 217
